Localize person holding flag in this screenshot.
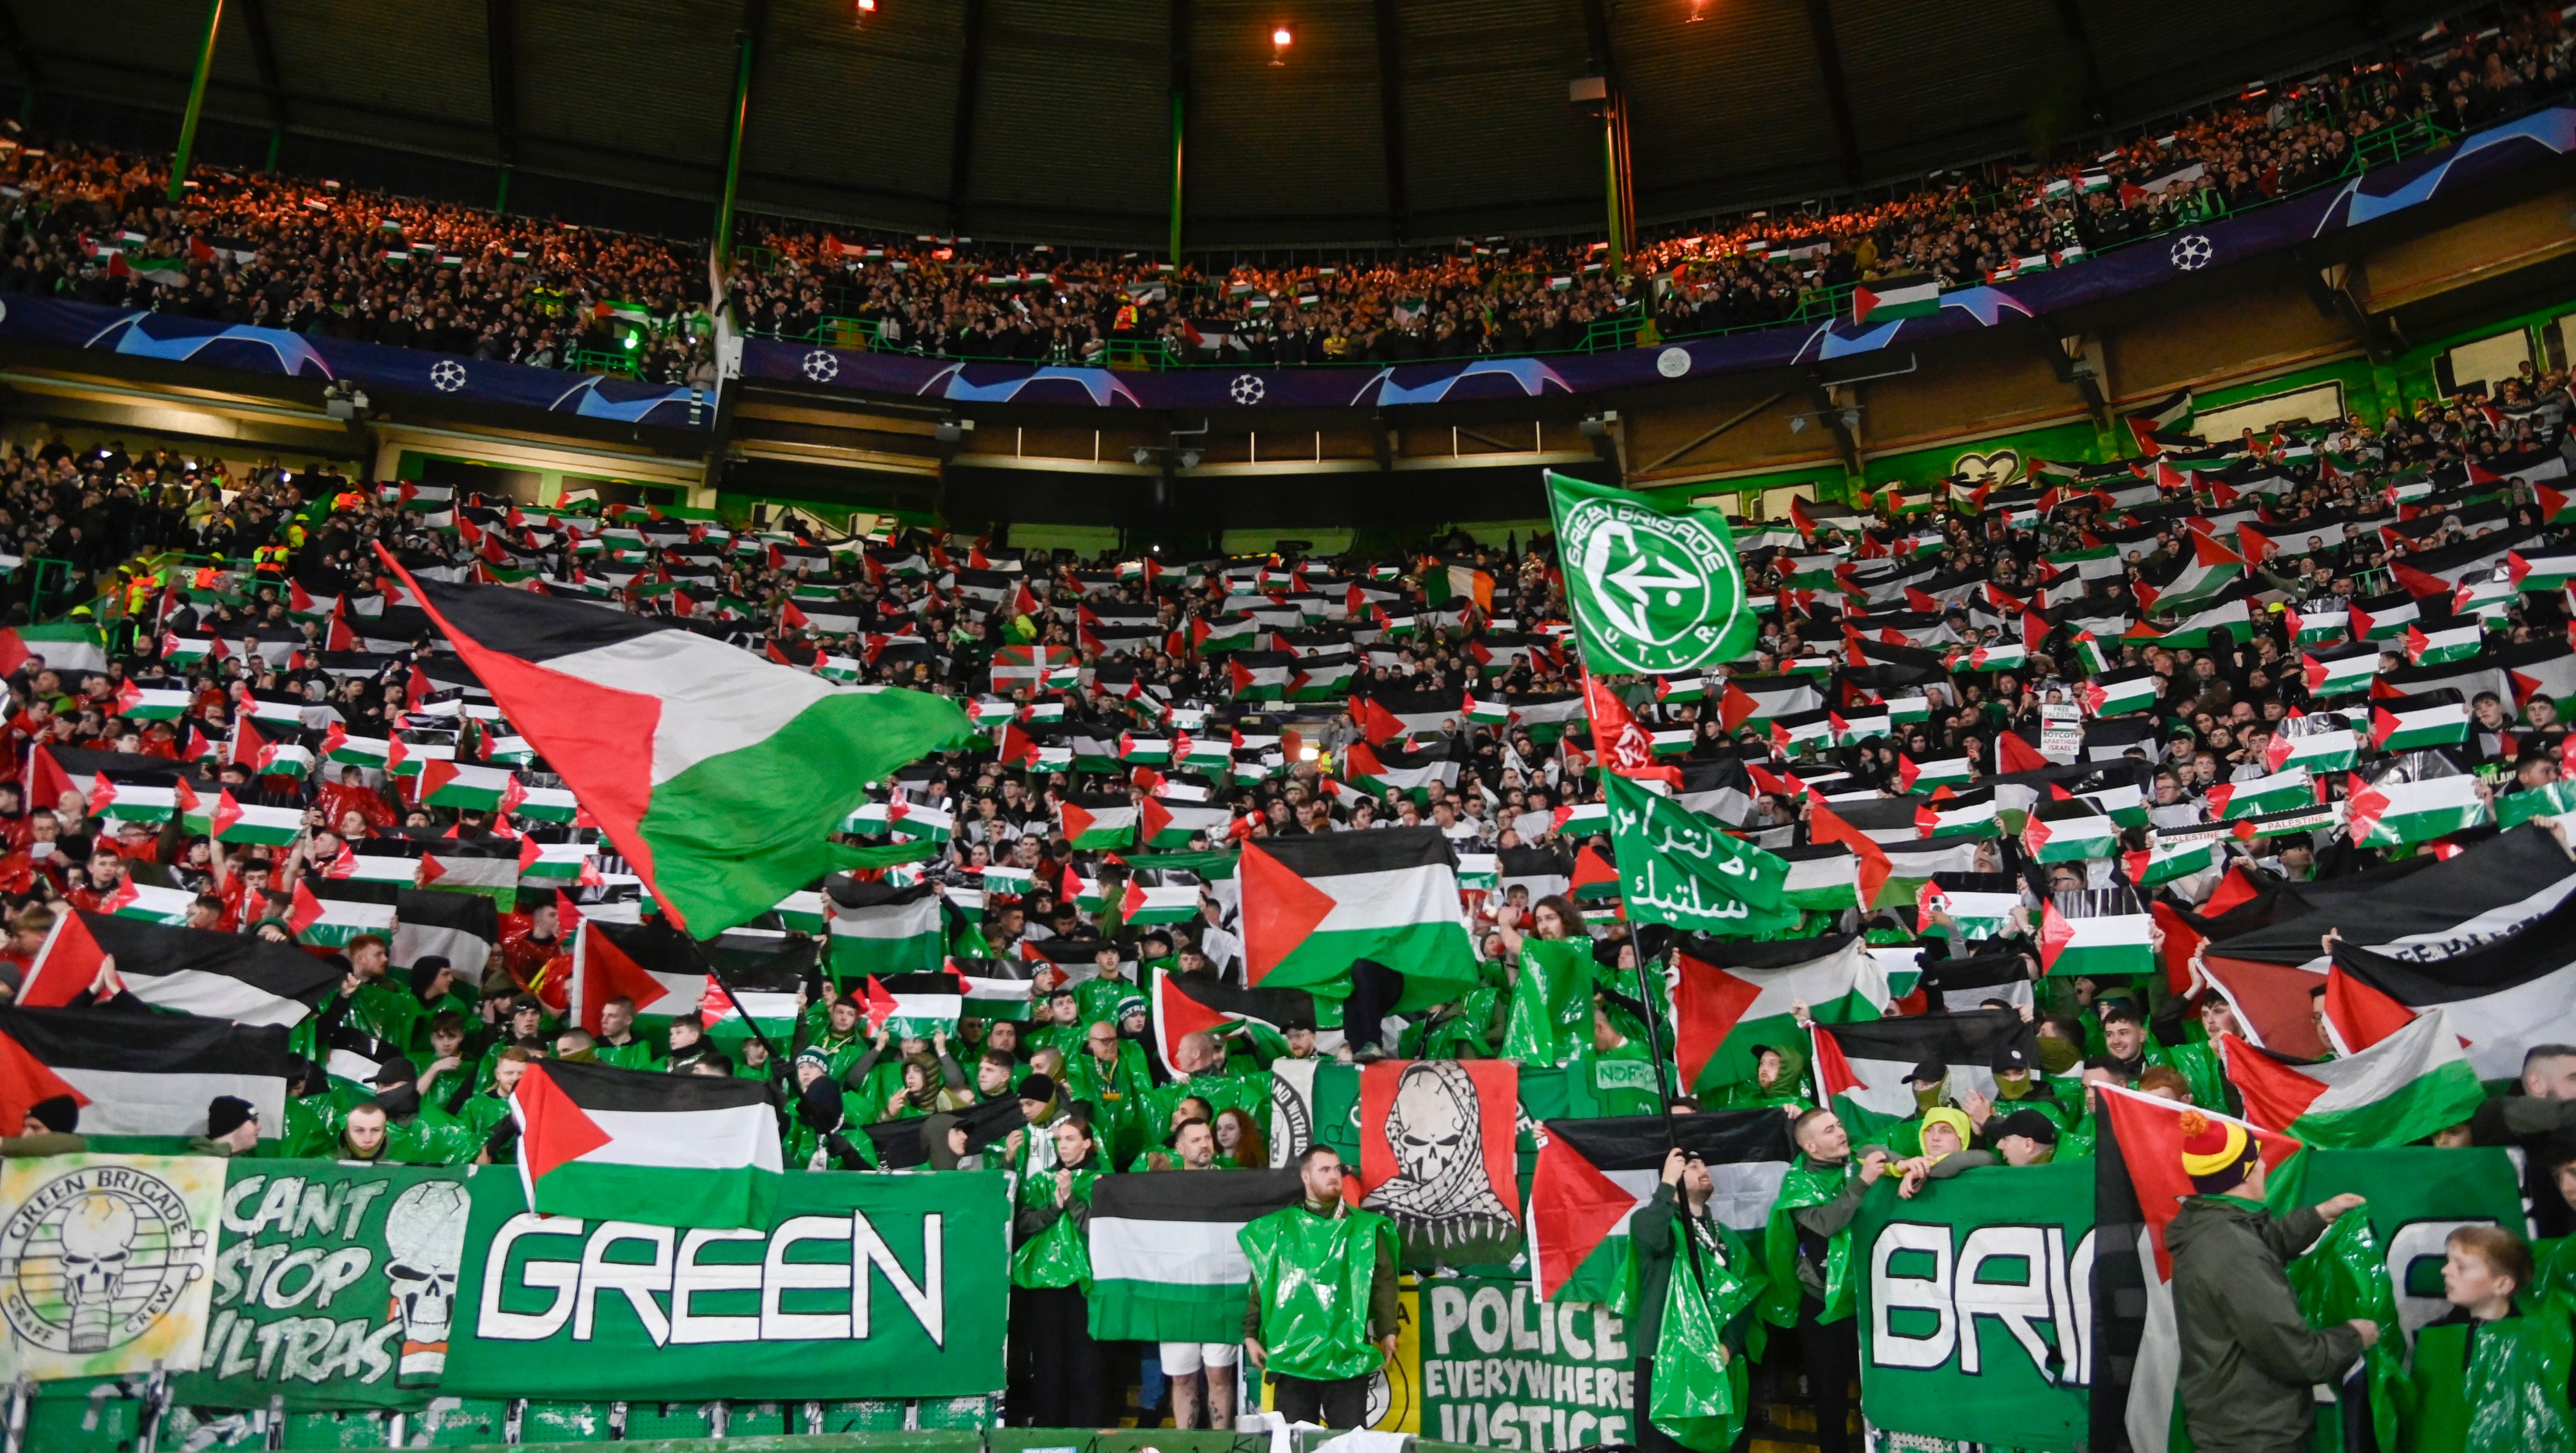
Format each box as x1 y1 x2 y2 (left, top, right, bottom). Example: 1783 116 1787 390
1633 1144 1766 1453
2167 1108 2378 1453
1762 1108 1893 1453
1243 1146 1400 1428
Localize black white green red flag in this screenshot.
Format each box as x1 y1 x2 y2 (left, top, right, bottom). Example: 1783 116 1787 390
379 551 972 935
509 1057 783 1229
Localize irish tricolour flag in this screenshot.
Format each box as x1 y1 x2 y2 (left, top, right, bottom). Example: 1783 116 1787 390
385 555 971 935
510 1058 782 1229
2219 1013 2485 1149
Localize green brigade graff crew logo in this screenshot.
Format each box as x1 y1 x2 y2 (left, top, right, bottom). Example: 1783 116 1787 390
0 1161 210 1357
1546 471 1754 675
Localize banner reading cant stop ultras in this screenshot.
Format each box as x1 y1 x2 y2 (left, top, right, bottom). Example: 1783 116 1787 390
1419 1275 1639 1450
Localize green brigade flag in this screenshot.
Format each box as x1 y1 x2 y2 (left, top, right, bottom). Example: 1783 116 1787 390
444 1165 1008 1401
1239 827 1480 1011
1548 472 1755 675
1854 1161 2095 1452
176 1164 471 1410
0 1154 229 1382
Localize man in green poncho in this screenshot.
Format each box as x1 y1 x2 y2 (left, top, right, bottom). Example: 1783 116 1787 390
1634 1145 1766 1453
1761 1108 1891 1453
1243 1146 1399 1428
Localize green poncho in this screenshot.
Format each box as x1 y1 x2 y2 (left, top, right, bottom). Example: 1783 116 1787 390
1761 1157 1856 1326
1239 1203 1396 1382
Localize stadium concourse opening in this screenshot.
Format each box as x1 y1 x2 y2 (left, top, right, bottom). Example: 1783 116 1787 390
0 4 2574 1453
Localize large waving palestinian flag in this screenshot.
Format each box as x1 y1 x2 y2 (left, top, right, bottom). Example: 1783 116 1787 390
0 1006 292 1145
381 552 972 934
1670 934 1888 1095
1239 827 1478 1009
1527 1110 1793 1302
2325 890 2576 1081
2219 1013 2485 1148
510 1058 783 1229
20 910 343 1026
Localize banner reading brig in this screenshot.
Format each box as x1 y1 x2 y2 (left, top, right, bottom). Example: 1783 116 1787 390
1856 1161 2095 1453
442 1167 1009 1401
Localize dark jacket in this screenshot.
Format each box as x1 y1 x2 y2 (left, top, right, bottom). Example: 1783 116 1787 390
1630 1182 1749 1355
2168 1196 2363 1453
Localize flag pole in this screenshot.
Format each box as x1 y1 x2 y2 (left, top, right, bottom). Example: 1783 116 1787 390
686 931 791 1084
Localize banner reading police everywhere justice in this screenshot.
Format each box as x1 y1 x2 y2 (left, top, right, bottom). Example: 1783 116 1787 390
1420 1274 1640 1450
1856 1162 2095 1453
441 1165 1009 1401
175 1164 470 1411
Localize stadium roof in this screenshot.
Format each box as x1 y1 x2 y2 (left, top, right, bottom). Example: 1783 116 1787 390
7 0 2442 248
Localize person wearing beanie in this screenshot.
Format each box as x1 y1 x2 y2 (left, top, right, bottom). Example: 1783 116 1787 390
3 1096 86 1157
188 1096 260 1156
1894 1108 2062 1196
2167 1109 2377 1453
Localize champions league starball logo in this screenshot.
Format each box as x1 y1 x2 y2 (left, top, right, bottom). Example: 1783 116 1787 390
0 1163 208 1357
1559 497 1745 675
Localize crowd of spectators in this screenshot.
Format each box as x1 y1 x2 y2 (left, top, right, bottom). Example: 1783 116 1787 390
0 347 2568 1433
0 6 2557 379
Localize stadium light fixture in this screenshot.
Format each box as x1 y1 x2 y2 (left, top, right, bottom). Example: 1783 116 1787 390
1271 26 1292 65
1689 0 1711 19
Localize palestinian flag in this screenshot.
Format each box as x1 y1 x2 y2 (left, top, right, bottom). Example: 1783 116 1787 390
184 788 305 846
824 879 944 979
2368 690 2470 750
1190 615 1262 653
0 1006 290 1146
571 920 809 1040
2038 890 2155 975
860 972 964 1037
510 1058 782 1229
1807 1011 2034 1140
1239 828 1478 1009
2405 619 2483 665
113 687 191 721
945 956 1039 1021
2263 711 2360 772
384 560 971 936
2078 666 2159 717
417 761 526 813
1149 971 1314 1077
2220 1013 2484 1147
2136 534 2244 612
1895 754 1971 791
1087 1168 1306 1340
2125 837 2226 888
2093 1087 2304 1453
2123 388 2195 453
1118 733 1171 766
1139 795 1232 848
2021 799 2118 863
2348 592 2419 641
2282 602 2347 648
391 889 500 977
1672 935 1887 1094
1527 1111 1793 1303
18 911 342 1027
2205 767 2312 820
0 623 110 677
1851 275 1939 324
2509 548 2576 592
1057 794 1139 850
1343 740 1461 797
2343 769 2487 848
2300 641 2383 697
2326 897 2576 1081
1119 878 1200 925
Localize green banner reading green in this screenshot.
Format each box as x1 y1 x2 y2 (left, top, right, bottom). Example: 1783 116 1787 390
443 1166 1009 1402
176 1163 470 1411
1856 1161 2095 1452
